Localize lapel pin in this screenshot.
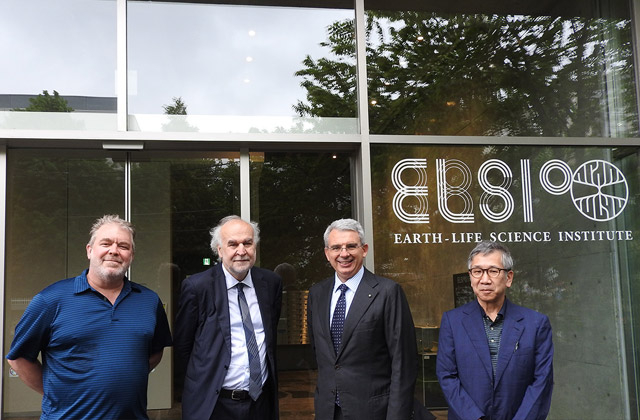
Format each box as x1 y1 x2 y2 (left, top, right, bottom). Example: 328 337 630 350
368 294 372 298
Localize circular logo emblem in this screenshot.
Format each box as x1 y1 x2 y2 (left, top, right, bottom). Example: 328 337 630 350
570 160 628 221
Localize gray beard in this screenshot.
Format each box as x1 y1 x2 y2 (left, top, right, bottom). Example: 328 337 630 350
94 264 129 284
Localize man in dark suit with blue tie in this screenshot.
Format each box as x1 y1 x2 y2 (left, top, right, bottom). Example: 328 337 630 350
307 218 418 420
436 241 554 420
174 215 282 420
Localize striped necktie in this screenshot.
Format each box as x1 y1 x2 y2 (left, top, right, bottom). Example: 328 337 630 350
237 282 262 400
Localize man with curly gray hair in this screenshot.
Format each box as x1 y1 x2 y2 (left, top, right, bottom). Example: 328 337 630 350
175 215 282 420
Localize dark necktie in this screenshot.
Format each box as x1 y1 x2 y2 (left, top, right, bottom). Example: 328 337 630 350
330 284 348 353
330 283 348 406
237 282 262 400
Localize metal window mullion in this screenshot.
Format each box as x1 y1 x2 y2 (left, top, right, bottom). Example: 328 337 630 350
354 0 375 268
117 0 128 131
125 152 132 221
0 145 6 415
125 152 133 279
240 148 251 221
631 0 640 123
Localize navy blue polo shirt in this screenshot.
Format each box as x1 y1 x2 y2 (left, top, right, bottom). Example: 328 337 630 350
7 270 172 420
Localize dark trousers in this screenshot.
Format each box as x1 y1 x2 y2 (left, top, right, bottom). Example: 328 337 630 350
210 385 273 420
333 404 344 420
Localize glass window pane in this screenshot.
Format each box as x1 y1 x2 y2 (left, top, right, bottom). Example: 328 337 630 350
250 151 352 291
130 151 240 411
128 2 357 134
250 151 352 417
0 0 117 130
371 143 640 417
617 149 640 413
3 150 125 415
131 152 241 281
362 0 639 136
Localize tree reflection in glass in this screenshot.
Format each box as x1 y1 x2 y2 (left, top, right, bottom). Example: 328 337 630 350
296 11 639 137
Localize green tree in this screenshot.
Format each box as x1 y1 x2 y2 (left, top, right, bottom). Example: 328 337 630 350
12 90 73 112
163 97 188 115
162 96 198 132
293 19 358 119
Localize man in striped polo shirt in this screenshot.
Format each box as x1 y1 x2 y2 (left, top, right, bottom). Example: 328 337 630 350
6 215 172 420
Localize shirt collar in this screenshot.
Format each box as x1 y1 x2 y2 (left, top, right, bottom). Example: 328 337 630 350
333 266 365 293
222 264 254 290
498 298 508 317
74 268 137 294
477 297 508 319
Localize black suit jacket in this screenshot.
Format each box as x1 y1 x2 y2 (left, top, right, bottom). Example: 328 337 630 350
174 264 283 420
307 268 418 420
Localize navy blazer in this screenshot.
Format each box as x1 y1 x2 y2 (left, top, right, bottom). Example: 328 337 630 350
174 264 282 420
307 268 417 420
436 298 553 420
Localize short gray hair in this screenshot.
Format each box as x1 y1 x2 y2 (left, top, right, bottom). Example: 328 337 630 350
323 218 365 247
88 215 135 251
467 241 513 270
209 215 260 257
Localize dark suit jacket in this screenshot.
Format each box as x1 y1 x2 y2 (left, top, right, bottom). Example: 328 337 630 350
436 298 554 420
307 268 417 420
174 264 283 420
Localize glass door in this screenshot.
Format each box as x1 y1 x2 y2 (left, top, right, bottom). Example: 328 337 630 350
4 149 126 414
250 151 352 418
130 151 241 412
3 148 353 419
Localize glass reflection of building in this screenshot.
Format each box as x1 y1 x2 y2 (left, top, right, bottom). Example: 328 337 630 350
0 0 639 419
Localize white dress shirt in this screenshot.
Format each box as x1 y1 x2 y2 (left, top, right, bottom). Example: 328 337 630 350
329 266 365 326
221 265 268 390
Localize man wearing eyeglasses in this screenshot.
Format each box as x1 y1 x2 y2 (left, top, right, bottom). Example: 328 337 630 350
307 218 418 420
436 241 554 420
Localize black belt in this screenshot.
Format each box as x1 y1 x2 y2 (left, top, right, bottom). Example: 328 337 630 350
220 389 251 401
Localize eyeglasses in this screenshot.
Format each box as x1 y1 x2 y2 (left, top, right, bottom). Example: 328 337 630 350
326 243 362 253
468 267 511 279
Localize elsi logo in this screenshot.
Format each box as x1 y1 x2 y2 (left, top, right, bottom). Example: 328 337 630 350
391 158 629 224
